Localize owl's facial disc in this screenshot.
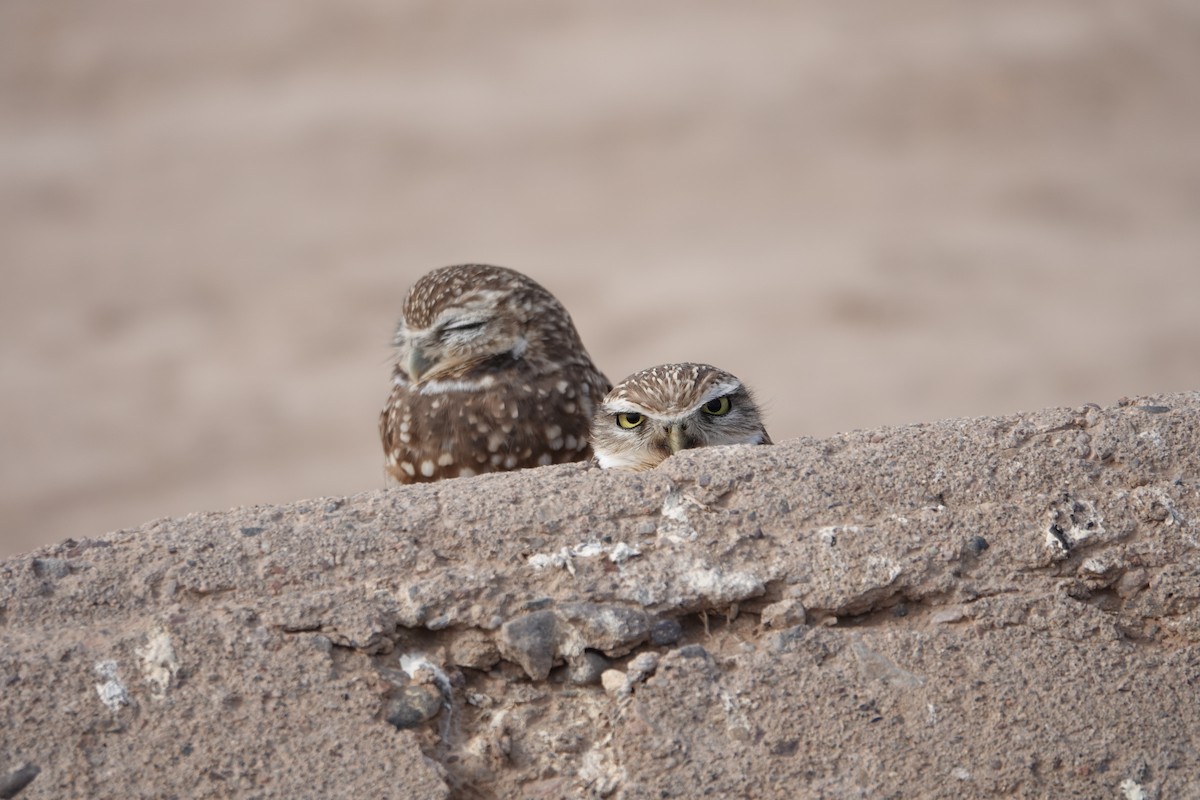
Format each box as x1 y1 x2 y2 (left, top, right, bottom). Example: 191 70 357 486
400 304 529 384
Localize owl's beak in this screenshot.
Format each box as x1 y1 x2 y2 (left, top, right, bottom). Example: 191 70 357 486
406 346 434 383
666 424 693 455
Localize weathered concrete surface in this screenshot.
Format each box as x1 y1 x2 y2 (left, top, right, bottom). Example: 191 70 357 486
3 393 1199 798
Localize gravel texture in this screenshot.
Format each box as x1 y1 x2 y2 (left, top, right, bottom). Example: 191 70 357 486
2 393 1199 798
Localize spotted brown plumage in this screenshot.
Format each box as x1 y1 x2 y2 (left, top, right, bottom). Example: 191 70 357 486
380 264 611 483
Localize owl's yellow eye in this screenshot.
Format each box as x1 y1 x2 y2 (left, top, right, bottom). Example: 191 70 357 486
617 412 644 429
702 396 732 416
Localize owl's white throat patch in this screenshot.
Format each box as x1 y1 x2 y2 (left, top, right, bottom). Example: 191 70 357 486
595 449 658 471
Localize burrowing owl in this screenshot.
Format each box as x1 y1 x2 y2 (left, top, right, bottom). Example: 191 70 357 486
590 363 770 471
380 264 611 483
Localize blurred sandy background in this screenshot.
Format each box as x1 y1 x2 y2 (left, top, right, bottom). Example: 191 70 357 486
3 1 1198 557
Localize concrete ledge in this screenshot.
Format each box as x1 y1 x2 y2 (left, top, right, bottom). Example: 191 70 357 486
3 392 1198 797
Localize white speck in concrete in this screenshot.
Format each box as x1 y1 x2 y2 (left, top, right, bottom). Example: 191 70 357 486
528 541 641 572
607 542 641 563
137 628 179 699
1119 779 1147 800
400 653 451 696
93 660 130 711
658 491 705 542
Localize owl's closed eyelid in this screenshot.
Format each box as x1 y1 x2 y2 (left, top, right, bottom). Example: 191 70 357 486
440 319 487 336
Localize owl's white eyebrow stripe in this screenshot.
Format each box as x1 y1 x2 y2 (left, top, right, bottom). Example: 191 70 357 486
604 380 742 419
420 378 494 394
603 398 655 414
699 381 742 405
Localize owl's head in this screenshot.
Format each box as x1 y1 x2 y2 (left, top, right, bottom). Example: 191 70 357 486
391 264 586 386
590 363 771 471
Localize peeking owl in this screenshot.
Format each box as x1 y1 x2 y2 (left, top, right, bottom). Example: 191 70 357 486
590 363 771 471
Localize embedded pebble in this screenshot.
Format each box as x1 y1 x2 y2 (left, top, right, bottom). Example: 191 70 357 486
760 599 807 629
1079 557 1115 579
931 608 967 625
768 625 809 653
566 651 610 685
0 764 40 799
1116 569 1150 599
448 629 502 671
556 603 651 652
600 669 629 698
626 652 659 683
962 536 989 558
649 618 683 646
385 685 443 730
498 610 559 680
